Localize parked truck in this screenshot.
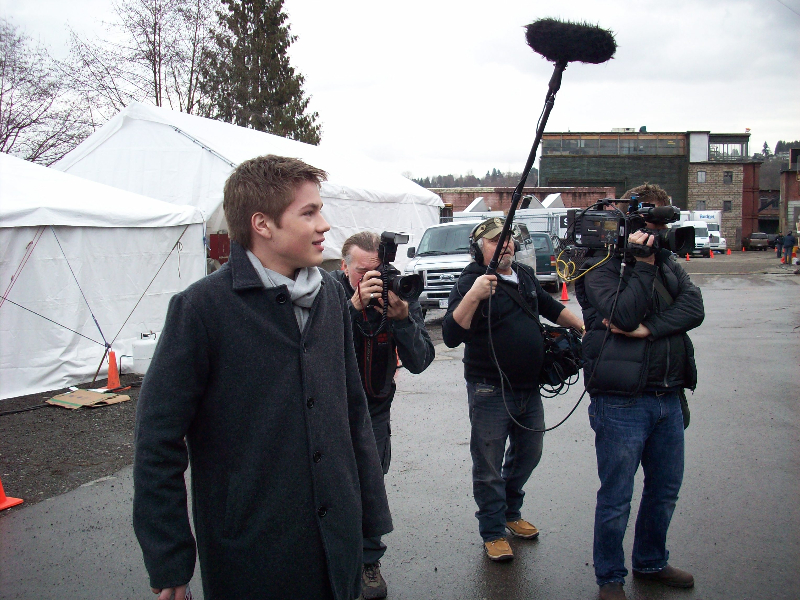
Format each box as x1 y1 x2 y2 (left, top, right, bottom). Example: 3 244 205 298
691 210 726 253
403 219 537 313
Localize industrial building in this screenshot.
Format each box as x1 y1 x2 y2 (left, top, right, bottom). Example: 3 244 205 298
539 129 760 248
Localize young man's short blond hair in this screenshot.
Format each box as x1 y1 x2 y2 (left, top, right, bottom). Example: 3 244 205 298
621 183 670 207
223 155 328 248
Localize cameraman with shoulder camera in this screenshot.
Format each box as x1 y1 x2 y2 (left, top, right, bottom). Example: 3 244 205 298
333 231 434 600
442 217 583 562
575 184 705 600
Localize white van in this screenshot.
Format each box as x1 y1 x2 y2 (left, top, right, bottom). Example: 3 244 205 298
692 210 726 253
675 220 711 257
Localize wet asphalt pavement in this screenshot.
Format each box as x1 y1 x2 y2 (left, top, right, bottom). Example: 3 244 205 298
1 265 798 599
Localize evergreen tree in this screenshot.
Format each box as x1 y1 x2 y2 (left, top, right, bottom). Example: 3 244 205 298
762 141 771 158
775 140 800 154
201 0 321 144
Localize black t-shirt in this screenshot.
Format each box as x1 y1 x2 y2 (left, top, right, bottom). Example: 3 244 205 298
442 263 564 389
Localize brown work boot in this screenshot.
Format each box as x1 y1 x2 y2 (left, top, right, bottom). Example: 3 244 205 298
484 537 514 561
506 519 539 539
598 582 627 600
633 564 694 588
361 562 387 599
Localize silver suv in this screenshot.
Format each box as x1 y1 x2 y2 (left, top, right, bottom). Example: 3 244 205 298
404 220 536 312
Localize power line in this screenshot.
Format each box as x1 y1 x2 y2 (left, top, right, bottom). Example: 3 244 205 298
774 0 800 17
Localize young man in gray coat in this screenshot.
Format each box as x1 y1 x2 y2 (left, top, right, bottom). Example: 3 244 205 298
133 155 393 600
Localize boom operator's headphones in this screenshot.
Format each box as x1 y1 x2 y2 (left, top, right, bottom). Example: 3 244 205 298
469 217 521 266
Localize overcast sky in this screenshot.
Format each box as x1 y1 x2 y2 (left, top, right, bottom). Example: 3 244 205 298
4 0 799 179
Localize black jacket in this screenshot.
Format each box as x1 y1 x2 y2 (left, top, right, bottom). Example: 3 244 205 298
442 262 564 389
575 250 704 396
133 242 392 600
332 270 434 419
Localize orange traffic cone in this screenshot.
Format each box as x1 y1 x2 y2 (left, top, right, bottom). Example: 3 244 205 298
781 257 785 264
742 246 746 252
710 250 714 258
560 282 569 302
0 476 23 511
727 248 731 255
685 253 690 261
107 349 121 390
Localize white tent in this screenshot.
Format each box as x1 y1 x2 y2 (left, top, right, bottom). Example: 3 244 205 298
53 103 443 270
0 153 206 400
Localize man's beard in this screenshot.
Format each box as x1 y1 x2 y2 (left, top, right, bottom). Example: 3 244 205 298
498 254 513 270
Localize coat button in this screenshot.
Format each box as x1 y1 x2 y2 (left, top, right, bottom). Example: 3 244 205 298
318 506 327 518
276 293 288 304
313 451 322 463
307 397 315 408
303 343 308 353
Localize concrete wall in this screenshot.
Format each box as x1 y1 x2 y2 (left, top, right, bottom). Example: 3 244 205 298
538 155 689 208
689 132 710 162
429 186 616 213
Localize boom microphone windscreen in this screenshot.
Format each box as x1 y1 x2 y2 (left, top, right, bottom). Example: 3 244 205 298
525 18 616 64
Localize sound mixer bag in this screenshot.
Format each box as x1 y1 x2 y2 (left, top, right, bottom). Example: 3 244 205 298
497 281 583 391
539 325 584 388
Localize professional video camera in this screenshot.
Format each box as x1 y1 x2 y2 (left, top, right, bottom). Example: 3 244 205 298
375 232 423 303
566 197 695 258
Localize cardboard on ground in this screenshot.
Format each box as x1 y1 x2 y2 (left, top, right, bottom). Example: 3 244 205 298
47 389 130 410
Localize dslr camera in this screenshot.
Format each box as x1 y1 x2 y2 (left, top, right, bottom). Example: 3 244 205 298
566 197 695 258
374 232 423 303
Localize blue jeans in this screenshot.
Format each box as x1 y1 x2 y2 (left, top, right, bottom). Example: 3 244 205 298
466 381 544 542
589 391 685 586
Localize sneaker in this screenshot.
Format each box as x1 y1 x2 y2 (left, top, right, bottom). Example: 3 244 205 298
598 582 627 600
633 564 694 588
484 537 514 561
362 562 388 599
506 519 539 539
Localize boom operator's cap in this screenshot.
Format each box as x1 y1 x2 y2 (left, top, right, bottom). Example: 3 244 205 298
471 217 506 241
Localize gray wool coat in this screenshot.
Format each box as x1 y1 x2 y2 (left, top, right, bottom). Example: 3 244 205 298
133 241 393 600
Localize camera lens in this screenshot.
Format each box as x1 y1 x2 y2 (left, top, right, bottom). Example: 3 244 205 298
390 274 423 301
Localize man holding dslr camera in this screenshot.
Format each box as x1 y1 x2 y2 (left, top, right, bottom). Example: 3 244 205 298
334 231 435 599
575 184 705 600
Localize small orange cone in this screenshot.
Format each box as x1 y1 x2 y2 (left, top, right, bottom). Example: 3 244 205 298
560 282 569 302
685 253 690 262
781 257 785 264
742 246 746 252
107 349 121 390
726 248 731 255
0 476 23 511
710 250 714 258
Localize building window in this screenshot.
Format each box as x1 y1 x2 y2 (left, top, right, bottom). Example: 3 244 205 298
723 171 733 184
696 200 707 210
723 201 732 212
697 171 706 183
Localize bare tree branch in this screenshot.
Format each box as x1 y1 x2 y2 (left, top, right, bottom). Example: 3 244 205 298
60 0 219 119
0 18 93 165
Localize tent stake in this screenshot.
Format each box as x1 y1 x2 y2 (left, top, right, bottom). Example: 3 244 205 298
92 346 110 384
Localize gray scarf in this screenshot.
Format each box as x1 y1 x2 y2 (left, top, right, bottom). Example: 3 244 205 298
246 250 323 332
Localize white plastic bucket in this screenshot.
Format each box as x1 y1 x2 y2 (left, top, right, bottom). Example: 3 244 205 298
132 333 158 375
